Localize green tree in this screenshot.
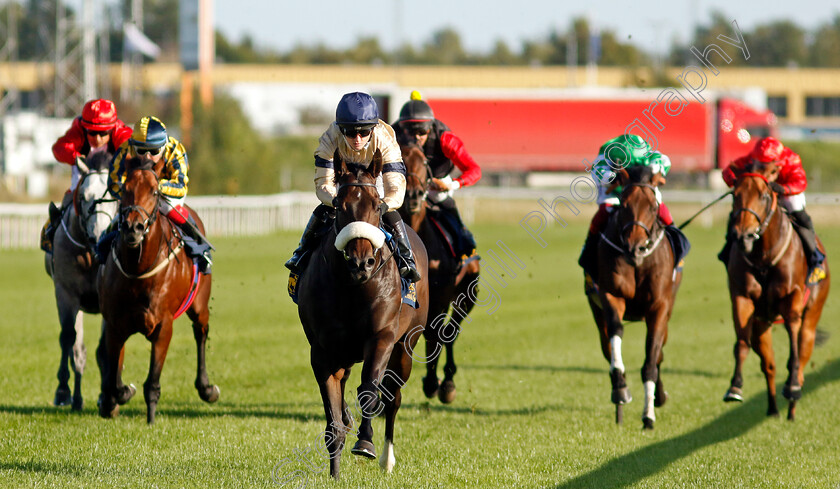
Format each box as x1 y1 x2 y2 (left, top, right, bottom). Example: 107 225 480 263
810 15 840 67
745 20 807 66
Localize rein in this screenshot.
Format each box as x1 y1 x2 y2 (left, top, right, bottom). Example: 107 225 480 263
606 182 666 259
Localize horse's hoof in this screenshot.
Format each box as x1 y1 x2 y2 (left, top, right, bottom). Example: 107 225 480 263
642 417 655 430
98 395 119 418
654 389 669 408
782 385 802 401
203 385 220 403
351 439 376 459
723 387 743 403
117 384 137 405
422 376 440 399
71 397 84 411
53 386 72 407
611 387 632 405
438 380 456 404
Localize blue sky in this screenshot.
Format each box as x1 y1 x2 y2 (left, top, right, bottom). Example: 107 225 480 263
215 0 838 56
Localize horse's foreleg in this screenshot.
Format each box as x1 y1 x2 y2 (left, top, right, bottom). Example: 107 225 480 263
601 293 630 408
54 303 80 408
97 321 134 418
144 321 173 424
641 304 669 430
378 343 412 473
439 341 457 404
422 309 445 399
751 322 778 416
724 296 755 403
312 361 347 479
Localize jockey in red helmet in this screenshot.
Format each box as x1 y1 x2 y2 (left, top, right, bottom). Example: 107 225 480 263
719 136 826 284
285 92 421 282
41 99 132 253
391 90 482 264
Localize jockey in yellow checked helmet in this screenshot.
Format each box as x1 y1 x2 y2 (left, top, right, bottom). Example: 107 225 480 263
99 116 212 274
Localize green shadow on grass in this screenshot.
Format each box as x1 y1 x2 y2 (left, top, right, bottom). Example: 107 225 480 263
554 357 840 489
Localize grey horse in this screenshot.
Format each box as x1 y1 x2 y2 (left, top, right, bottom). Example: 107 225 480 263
45 151 118 410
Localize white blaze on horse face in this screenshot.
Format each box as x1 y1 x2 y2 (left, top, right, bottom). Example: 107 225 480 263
609 336 625 373
334 221 386 252
80 171 117 241
379 438 396 473
643 380 656 422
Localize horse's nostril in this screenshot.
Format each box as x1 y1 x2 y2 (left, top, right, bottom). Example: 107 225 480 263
133 223 144 233
366 257 376 268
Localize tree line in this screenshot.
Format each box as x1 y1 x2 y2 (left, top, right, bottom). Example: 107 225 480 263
4 1 840 68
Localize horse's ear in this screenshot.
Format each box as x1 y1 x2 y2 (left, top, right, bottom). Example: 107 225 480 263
652 173 667 187
370 148 383 177
608 168 629 192
333 149 348 175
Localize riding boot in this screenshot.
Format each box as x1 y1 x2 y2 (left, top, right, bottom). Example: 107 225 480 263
578 230 600 279
384 211 421 282
285 204 333 273
791 210 826 284
173 214 213 275
41 194 72 253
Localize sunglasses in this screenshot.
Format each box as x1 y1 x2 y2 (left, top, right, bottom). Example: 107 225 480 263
341 127 373 138
87 130 110 137
405 124 431 136
134 147 162 156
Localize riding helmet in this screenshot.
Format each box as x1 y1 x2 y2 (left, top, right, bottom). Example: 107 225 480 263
81 99 118 131
750 137 784 163
335 92 379 130
398 90 435 123
129 116 168 150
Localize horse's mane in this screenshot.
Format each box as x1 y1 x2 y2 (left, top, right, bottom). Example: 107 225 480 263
334 162 376 185
624 164 655 186
125 156 155 174
86 151 113 172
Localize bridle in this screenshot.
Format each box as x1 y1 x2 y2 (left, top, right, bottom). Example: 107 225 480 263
333 180 394 279
62 169 118 250
732 172 776 241
601 182 665 259
404 148 432 205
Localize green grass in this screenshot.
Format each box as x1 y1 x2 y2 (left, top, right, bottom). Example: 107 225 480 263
1 201 839 488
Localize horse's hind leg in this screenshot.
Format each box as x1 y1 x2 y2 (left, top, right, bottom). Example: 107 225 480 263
144 321 173 424
422 327 442 399
313 362 348 479
187 286 220 404
438 273 479 404
69 310 87 411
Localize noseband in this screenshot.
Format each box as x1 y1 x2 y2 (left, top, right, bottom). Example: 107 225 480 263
333 180 394 278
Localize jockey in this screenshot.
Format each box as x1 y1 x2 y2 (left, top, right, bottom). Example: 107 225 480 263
40 99 133 253
719 136 826 285
284 91 421 282
578 134 676 279
99 116 213 274
391 90 482 263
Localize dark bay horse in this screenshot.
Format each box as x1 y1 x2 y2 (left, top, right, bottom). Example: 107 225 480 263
586 166 683 429
97 158 219 423
398 142 479 404
723 164 830 420
296 149 429 479
46 151 118 410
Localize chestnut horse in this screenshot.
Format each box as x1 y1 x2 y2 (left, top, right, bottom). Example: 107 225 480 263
46 151 118 410
97 158 219 423
722 164 830 420
586 166 683 429
398 142 479 404
296 149 429 479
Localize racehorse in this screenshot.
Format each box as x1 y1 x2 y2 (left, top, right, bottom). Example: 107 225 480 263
398 142 479 404
586 165 683 429
96 157 219 423
46 151 118 410
722 162 830 420
296 149 429 479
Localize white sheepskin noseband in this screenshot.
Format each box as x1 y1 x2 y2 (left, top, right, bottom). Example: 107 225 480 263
334 221 386 251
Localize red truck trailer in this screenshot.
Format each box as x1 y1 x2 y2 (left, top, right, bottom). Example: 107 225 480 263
410 90 777 177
